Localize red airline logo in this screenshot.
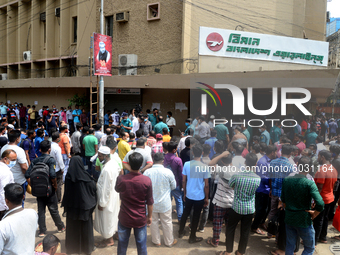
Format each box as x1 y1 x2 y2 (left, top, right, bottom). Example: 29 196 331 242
206 32 224 51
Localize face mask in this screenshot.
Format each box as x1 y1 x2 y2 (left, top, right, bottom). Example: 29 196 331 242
115 112 118 114
259 128 262 133
7 160 16 168
144 119 148 122
185 123 190 127
167 115 169 118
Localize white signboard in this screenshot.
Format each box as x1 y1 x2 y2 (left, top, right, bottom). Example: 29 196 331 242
104 88 140 95
199 26 329 66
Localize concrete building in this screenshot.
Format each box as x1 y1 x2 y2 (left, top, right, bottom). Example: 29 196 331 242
0 0 337 131
327 29 340 69
327 17 340 37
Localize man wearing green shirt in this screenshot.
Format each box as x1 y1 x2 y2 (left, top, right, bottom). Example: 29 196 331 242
242 126 250 142
305 126 318 148
281 156 324 255
214 120 230 149
82 128 98 175
259 125 270 145
120 112 132 133
270 123 281 145
154 116 169 135
148 108 158 128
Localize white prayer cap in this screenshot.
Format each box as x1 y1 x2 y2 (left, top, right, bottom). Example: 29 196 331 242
98 146 110 155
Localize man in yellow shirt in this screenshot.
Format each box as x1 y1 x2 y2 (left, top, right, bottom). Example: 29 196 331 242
162 128 171 142
118 131 131 161
27 105 36 128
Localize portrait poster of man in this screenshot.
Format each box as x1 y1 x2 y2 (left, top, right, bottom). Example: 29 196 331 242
93 32 112 76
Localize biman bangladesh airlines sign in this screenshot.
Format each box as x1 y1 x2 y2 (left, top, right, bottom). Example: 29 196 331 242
199 26 329 67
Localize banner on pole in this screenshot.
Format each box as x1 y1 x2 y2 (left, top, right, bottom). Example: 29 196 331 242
93 32 112 76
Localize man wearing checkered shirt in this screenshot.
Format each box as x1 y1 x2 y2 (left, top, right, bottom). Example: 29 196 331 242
222 153 260 255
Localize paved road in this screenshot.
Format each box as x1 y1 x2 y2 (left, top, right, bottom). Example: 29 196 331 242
25 192 336 255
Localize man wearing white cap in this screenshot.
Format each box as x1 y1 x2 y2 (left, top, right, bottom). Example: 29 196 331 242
208 115 215 130
94 146 120 248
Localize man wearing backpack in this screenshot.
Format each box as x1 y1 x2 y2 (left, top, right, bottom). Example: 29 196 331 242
21 129 37 166
25 140 65 238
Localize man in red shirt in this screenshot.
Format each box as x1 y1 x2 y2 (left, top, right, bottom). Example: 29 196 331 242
300 117 308 136
115 152 153 254
19 103 26 129
313 150 338 244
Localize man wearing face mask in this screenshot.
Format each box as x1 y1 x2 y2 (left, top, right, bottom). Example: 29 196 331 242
166 111 176 137
0 102 8 119
0 130 28 207
94 146 120 248
259 125 270 146
140 114 152 137
0 149 16 219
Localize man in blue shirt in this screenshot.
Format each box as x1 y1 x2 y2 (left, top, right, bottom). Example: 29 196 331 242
305 125 318 147
148 108 158 128
251 145 277 235
259 125 270 145
72 105 82 130
178 144 210 244
204 129 217 159
35 129 45 157
270 122 282 144
104 110 111 129
0 102 8 118
120 112 132 133
154 116 169 135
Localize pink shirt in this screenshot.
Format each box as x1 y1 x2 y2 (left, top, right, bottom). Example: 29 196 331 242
60 111 67 122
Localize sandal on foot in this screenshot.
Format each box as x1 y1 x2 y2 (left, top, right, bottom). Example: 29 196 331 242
206 237 218 247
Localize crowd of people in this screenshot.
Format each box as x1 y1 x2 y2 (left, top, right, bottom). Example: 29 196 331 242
0 101 340 255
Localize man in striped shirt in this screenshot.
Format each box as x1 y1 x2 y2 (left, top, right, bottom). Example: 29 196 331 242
224 153 260 255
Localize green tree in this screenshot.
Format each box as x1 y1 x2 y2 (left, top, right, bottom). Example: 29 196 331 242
67 94 90 108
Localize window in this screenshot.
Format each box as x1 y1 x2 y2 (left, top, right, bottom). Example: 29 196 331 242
73 16 77 43
105 15 113 37
147 3 160 21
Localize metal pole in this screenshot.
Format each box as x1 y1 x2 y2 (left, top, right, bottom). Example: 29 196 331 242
99 0 104 130
332 72 340 118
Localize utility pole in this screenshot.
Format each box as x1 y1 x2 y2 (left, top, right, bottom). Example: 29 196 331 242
332 72 340 117
99 0 104 130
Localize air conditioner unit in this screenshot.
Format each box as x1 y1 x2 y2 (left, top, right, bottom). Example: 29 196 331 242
115 12 129 22
118 54 137 75
0 73 7 80
40 12 46 22
23 51 31 61
55 7 60 17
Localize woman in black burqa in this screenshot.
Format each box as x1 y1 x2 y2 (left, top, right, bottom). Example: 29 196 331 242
62 156 97 255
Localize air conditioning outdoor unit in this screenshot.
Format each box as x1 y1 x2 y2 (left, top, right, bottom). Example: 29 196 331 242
0 73 7 80
115 12 129 22
55 7 60 17
118 54 137 75
23 51 31 61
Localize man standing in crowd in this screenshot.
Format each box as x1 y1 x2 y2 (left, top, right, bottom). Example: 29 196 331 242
224 153 261 255
166 111 176 137
178 144 210 244
195 116 211 144
164 141 183 222
118 131 131 161
205 129 218 159
66 106 73 132
270 122 282 145
21 129 36 166
282 156 324 255
94 146 120 248
82 128 98 175
19 103 26 129
71 123 82 156
140 115 152 137
0 183 38 253
0 102 7 119
120 113 132 133
259 125 270 145
313 150 338 244
149 108 159 128
50 132 65 203
0 130 28 207
35 129 45 157
0 149 15 219
251 145 277 235
305 125 318 148
123 138 153 173
144 152 177 247
72 105 82 130
152 134 164 156
214 118 230 149
154 116 169 135
25 140 65 237
58 126 71 181
115 152 154 255
110 108 120 129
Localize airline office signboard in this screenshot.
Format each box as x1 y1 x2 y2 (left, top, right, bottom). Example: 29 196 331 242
199 26 329 67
